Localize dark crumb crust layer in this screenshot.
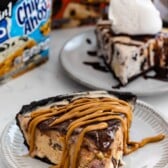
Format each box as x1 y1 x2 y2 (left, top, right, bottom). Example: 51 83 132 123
17 91 136 115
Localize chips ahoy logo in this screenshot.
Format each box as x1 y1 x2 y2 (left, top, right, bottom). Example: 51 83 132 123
16 0 49 35
0 2 12 43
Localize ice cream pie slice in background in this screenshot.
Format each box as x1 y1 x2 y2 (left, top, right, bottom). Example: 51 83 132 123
16 91 165 168
96 0 168 87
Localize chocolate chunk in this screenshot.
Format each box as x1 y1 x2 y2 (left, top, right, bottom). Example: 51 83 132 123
132 53 138 61
19 36 28 42
53 143 62 151
87 120 120 152
4 43 10 48
116 50 120 57
0 47 6 52
70 9 76 17
140 48 144 56
104 38 109 44
86 38 92 44
12 42 15 46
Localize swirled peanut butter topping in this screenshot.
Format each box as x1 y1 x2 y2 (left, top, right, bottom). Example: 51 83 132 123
27 97 165 168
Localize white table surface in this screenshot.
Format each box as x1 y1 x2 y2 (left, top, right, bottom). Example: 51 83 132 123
0 27 168 167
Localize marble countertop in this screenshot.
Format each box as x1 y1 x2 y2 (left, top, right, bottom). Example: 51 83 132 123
0 27 168 167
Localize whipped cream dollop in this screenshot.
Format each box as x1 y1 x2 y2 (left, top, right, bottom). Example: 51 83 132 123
108 0 163 35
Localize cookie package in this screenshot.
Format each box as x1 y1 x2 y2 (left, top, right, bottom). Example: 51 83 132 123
0 0 52 84
52 0 109 29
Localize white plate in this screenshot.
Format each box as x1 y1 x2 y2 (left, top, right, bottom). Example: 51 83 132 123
1 100 168 168
59 29 168 96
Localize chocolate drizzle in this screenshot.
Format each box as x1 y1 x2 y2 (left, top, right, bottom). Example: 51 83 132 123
144 36 168 81
113 41 141 47
87 50 97 57
112 83 123 89
84 50 110 73
164 35 168 66
145 67 168 81
83 61 109 72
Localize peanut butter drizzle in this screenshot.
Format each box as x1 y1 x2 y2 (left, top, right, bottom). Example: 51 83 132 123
27 97 165 168
72 123 108 168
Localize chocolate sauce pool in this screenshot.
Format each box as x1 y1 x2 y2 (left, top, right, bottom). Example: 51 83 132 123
84 38 168 89
112 68 168 89
145 67 168 82
85 38 111 73
83 61 109 72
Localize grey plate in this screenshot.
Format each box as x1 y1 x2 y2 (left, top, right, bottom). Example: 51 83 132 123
59 29 168 96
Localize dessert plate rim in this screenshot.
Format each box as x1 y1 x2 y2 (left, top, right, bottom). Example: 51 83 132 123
59 29 168 96
0 99 168 168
